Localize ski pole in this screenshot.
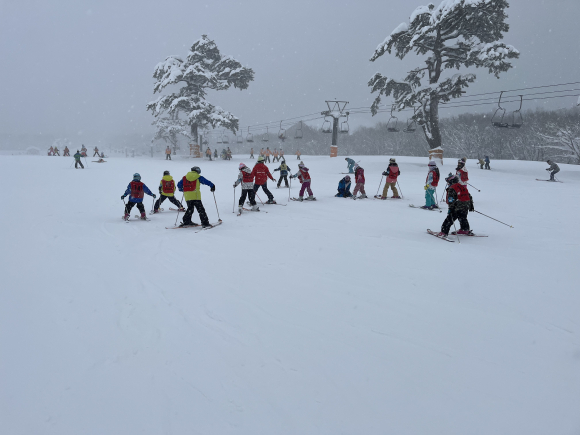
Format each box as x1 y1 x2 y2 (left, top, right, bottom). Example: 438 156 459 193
255 192 265 205
232 186 236 213
440 184 449 203
84 156 89 168
212 191 222 222
69 160 74 168
175 194 184 226
452 218 461 244
375 175 384 197
473 210 513 228
467 183 480 192
396 180 404 199
432 189 442 213
288 177 291 201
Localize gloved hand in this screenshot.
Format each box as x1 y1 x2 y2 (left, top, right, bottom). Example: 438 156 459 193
469 201 475 212
211 185 216 192
153 194 157 198
382 171 387 176
121 195 125 200
546 168 550 171
424 185 429 190
233 184 236 188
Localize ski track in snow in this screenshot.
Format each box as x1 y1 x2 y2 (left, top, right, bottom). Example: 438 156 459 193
0 154 579 435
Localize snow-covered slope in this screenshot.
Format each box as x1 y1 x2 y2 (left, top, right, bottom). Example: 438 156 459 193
1 154 579 435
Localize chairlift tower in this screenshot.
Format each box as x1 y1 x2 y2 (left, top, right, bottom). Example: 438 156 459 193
321 100 349 156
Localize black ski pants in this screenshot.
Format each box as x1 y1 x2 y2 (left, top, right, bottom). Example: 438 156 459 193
75 160 84 169
485 162 490 170
166 154 171 160
125 201 145 215
239 188 257 206
265 155 271 163
550 168 560 180
277 175 289 187
250 153 254 159
155 195 182 210
441 206 470 234
183 200 209 226
253 183 274 201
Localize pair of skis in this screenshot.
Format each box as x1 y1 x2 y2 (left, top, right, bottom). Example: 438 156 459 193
427 229 488 242
409 204 442 213
237 207 266 216
165 220 223 232
536 179 562 183
290 197 317 202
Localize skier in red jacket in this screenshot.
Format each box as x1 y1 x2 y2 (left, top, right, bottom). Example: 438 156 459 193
251 156 276 204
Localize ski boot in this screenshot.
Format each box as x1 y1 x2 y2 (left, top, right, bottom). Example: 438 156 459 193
359 194 368 199
140 212 147 220
420 205 430 209
123 213 130 221
297 196 304 202
152 209 160 214
437 232 448 238
266 199 277 204
380 196 387 200
238 206 243 214
305 195 316 201
201 222 212 229
392 196 402 199
251 204 260 211
457 229 473 235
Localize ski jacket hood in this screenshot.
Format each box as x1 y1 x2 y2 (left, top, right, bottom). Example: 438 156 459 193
235 166 254 189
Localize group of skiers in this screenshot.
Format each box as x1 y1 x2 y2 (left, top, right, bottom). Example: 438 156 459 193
478 156 491 170
48 146 70 156
336 158 401 200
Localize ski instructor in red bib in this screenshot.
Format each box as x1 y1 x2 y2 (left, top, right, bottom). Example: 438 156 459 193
437 173 474 237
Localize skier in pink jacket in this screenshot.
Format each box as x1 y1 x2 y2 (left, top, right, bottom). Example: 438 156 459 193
352 164 367 199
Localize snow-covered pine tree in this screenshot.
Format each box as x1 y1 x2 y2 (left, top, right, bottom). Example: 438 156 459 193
147 35 254 145
368 0 519 150
538 123 580 164
151 117 190 153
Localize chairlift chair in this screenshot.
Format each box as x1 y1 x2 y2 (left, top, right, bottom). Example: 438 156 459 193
222 131 229 144
322 117 332 133
294 120 303 139
262 126 269 142
491 91 510 128
340 115 349 134
403 109 417 133
217 134 223 144
387 106 400 132
246 126 254 143
237 132 243 144
509 95 524 128
278 121 286 141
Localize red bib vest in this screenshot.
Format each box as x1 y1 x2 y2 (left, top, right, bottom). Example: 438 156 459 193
432 169 440 186
182 178 198 192
451 184 470 202
161 179 175 194
130 181 144 199
241 171 254 183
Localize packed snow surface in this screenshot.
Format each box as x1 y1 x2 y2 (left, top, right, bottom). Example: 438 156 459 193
1 154 579 435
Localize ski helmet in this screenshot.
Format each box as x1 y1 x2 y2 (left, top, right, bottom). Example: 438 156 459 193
257 156 265 162
389 158 396 163
163 170 170 175
133 173 141 181
428 160 437 166
191 166 201 174
445 173 458 184
239 163 246 169
457 160 465 168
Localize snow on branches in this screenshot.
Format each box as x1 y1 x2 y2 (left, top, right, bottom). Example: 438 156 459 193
538 123 580 164
147 35 254 144
369 0 519 149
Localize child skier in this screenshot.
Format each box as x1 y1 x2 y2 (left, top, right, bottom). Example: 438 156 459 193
165 146 172 160
48 146 54 156
456 159 469 186
93 147 100 157
478 158 485 169
234 163 259 214
422 160 440 209
291 162 315 201
335 175 353 197
250 147 254 159
251 156 276 203
380 158 401 199
177 166 215 228
345 157 355 173
264 147 271 163
205 147 212 161
484 156 491 170
273 160 291 188
63 146 70 156
53 147 60 156
352 164 367 199
153 170 184 213
214 149 218 159
437 174 474 237
121 173 156 220
296 149 301 160
73 150 84 169
273 149 280 162
546 160 560 181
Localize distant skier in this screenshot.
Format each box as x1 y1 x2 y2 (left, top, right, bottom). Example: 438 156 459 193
273 149 280 162
214 149 218 159
80 145 87 157
546 160 560 181
73 150 84 169
153 170 184 213
121 173 156 221
53 146 60 156
422 160 440 210
250 147 254 159
177 166 215 228
264 147 271 163
335 175 353 198
93 146 99 157
436 174 474 237
352 164 367 199
291 162 315 201
345 157 355 174
205 147 212 161
234 163 259 214
226 147 232 160
251 156 276 204
273 160 291 188
484 156 491 170
165 146 172 160
380 158 401 199
296 149 301 160
478 158 485 169
48 146 54 156
280 149 285 160
63 146 70 156
456 159 469 186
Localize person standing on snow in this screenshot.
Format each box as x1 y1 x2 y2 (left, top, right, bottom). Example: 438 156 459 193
264 147 271 163
345 157 355 174
63 146 70 156
380 158 401 199
484 156 491 170
48 146 54 156
153 170 184 213
456 159 469 186
437 174 474 237
177 166 215 228
214 149 218 159
165 146 172 160
273 160 291 188
336 175 353 198
53 146 60 156
296 149 301 160
250 147 254 159
80 145 88 157
205 147 212 161
73 150 84 169
273 149 280 162
478 158 485 169
251 156 277 204
291 162 315 201
93 146 100 157
121 173 156 220
352 164 367 199
422 160 440 210
546 160 560 181
234 163 259 214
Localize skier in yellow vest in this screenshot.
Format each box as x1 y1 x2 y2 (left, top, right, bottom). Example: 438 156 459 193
177 166 215 228
153 171 184 213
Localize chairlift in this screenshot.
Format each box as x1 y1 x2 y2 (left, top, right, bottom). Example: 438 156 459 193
403 108 417 133
491 91 509 128
222 131 229 144
509 95 523 128
236 132 243 143
246 126 254 143
386 106 400 132
340 115 349 134
322 117 332 133
294 120 303 139
217 134 222 144
262 126 269 142
278 121 286 141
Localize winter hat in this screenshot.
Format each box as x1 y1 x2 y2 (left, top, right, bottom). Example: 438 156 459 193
163 170 170 175
445 173 458 184
191 166 201 174
257 156 265 163
133 173 141 181
389 158 396 163
298 162 305 167
344 175 351 181
239 163 246 169
428 160 437 166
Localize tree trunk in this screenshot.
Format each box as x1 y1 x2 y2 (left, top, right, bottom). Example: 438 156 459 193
191 123 198 145
426 95 442 150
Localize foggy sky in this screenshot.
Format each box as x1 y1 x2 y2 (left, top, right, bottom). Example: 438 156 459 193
1 0 579 144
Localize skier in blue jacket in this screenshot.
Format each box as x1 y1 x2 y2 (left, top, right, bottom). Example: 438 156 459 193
345 157 355 174
121 173 156 220
335 175 353 197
